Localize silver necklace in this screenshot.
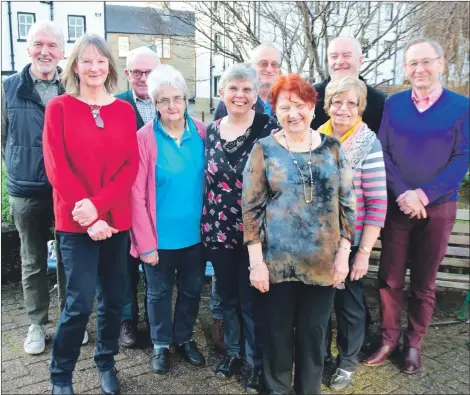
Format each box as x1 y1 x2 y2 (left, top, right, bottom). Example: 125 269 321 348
283 129 315 204
89 104 104 128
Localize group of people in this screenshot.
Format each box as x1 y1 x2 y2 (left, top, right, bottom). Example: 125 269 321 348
2 18 468 395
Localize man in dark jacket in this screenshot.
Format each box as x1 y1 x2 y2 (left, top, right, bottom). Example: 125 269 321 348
2 21 66 356
311 36 386 133
115 46 160 348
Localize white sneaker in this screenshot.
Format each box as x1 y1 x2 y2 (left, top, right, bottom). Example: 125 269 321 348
82 330 89 345
24 324 46 355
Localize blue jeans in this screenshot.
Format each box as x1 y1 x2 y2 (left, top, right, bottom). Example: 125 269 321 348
206 246 262 369
122 236 148 324
143 243 205 346
50 231 128 386
210 275 224 320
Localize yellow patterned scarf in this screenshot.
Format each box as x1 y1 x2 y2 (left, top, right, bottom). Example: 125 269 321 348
318 117 363 143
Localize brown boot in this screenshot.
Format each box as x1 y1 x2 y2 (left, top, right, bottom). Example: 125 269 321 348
212 319 225 353
363 344 396 367
403 347 422 374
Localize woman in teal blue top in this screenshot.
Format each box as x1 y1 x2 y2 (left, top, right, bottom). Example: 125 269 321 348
133 64 208 375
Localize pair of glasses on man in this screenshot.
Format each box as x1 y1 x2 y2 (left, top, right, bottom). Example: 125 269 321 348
156 96 186 107
129 70 153 79
330 99 359 109
405 56 441 70
256 60 281 70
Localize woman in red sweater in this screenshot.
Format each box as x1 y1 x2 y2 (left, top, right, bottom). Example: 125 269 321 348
43 34 138 395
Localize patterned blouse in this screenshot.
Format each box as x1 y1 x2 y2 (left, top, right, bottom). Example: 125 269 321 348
201 113 279 249
242 133 357 286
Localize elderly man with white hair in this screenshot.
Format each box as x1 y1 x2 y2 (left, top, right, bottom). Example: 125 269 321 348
2 20 70 355
115 46 160 348
311 36 386 133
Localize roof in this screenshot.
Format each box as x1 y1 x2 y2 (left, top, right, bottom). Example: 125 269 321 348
105 5 195 37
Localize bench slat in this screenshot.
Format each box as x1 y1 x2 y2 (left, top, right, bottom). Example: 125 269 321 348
372 241 469 257
369 252 469 268
453 223 469 234
449 234 470 245
457 210 469 221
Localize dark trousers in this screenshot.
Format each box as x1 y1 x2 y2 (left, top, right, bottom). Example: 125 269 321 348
206 246 262 369
325 249 367 371
50 231 128 386
122 238 148 325
143 243 205 346
9 196 54 325
262 282 335 395
379 201 457 349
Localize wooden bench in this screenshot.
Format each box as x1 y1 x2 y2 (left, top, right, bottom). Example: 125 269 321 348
367 209 470 290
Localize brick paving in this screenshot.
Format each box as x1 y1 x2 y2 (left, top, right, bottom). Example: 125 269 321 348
2 275 469 394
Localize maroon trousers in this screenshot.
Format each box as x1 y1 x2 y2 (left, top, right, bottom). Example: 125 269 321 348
378 200 457 349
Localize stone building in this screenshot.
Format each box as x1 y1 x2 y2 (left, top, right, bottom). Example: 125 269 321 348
105 4 196 97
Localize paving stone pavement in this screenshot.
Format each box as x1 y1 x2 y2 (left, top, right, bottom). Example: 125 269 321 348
1 275 469 394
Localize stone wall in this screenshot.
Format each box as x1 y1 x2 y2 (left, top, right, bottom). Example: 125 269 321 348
107 33 196 98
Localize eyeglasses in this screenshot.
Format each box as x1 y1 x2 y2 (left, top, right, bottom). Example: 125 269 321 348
405 57 441 70
330 99 359 109
156 96 186 107
227 86 255 95
129 70 153 79
255 60 281 70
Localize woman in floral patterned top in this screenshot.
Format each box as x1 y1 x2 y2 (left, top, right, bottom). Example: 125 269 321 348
242 74 356 395
201 63 278 392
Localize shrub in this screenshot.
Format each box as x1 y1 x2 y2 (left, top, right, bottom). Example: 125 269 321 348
2 164 12 224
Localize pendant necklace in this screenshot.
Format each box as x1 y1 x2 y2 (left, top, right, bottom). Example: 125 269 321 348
283 129 315 204
89 104 104 129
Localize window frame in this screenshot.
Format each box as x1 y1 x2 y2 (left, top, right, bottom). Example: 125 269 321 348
384 3 393 21
214 75 220 97
67 15 86 43
384 40 393 57
118 36 130 58
362 39 370 58
17 12 36 42
155 37 171 59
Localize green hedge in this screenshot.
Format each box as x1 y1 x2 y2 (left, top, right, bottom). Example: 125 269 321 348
2 164 12 224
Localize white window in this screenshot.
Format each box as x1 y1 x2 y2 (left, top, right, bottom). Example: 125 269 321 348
385 3 393 21
214 33 222 52
155 37 171 59
18 13 35 40
118 37 130 58
362 39 370 58
384 41 393 57
68 15 85 42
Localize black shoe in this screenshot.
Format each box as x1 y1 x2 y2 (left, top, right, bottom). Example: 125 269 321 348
176 340 206 367
244 367 264 394
214 355 242 379
324 353 336 368
98 368 120 395
52 384 74 395
329 368 354 391
118 320 137 348
151 348 170 374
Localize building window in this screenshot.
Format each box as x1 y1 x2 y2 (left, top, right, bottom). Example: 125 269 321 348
360 2 370 16
214 76 220 97
214 33 222 52
156 37 171 59
384 41 393 57
17 12 35 40
362 39 370 58
384 3 393 21
68 15 86 42
118 36 130 58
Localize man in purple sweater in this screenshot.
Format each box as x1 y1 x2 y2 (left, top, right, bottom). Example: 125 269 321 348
364 37 469 373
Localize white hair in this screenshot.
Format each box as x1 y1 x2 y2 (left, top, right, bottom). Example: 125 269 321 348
126 46 160 70
250 42 281 64
219 63 259 91
27 20 65 49
328 36 363 57
404 37 445 59
147 64 189 106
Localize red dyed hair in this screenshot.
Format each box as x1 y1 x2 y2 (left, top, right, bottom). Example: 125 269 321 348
269 74 317 113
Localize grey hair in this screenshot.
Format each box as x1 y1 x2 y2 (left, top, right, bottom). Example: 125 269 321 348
62 34 119 96
250 42 281 64
126 46 160 70
27 20 65 49
219 63 259 92
147 64 190 106
324 77 368 116
328 36 363 57
404 37 445 59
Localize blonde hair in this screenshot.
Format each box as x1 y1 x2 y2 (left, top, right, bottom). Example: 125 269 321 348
324 77 367 115
62 34 119 96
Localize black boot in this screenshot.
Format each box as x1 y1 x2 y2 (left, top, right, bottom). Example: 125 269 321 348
151 347 170 374
244 367 264 394
98 368 120 395
176 340 205 367
214 355 242 379
118 320 137 348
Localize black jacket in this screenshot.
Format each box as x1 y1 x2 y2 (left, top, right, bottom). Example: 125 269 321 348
115 89 145 130
310 76 387 134
2 64 65 197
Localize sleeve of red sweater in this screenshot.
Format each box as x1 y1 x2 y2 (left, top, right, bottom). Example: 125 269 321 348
89 106 139 215
43 98 90 205
378 100 411 199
